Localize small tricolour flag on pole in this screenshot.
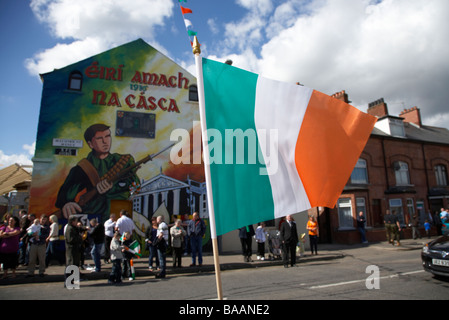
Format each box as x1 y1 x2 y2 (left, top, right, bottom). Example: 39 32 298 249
199 58 377 236
179 4 198 46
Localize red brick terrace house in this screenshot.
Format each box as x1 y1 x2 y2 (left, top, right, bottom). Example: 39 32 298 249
315 91 449 244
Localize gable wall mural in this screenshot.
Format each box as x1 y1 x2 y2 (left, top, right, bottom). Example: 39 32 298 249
29 39 209 253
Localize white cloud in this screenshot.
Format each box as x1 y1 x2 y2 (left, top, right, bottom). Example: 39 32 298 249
26 0 449 131
0 143 35 169
219 0 275 53
26 0 174 76
424 113 449 129
25 37 108 76
31 0 173 41
215 0 449 128
207 18 219 35
207 49 260 75
236 0 274 16
265 1 301 38
224 17 266 52
23 142 36 156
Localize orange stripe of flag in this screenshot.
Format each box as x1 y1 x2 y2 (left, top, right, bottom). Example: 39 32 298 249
294 90 377 208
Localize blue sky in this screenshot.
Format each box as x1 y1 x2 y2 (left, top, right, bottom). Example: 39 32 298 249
1 0 449 169
0 0 51 167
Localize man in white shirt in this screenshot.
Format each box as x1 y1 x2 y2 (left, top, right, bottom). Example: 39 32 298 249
115 210 134 280
156 215 169 241
115 210 134 236
103 213 116 263
155 215 168 279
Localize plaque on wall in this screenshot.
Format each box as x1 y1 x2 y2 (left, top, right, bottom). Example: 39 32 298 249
55 148 78 156
115 111 156 139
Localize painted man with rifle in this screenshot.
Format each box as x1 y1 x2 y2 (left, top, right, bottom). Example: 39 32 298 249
56 124 140 222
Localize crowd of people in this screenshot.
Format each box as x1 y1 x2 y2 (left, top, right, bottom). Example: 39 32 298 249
0 208 207 282
0 209 322 281
237 208 449 266
63 209 207 284
382 207 449 246
2 207 448 281
0 210 63 279
421 208 449 237
239 215 320 269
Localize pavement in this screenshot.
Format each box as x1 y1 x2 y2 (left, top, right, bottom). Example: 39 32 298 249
0 236 434 286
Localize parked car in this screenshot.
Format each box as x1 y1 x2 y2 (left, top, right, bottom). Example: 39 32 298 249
421 236 449 277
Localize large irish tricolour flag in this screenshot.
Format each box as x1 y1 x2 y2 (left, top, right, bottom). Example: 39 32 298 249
201 58 376 236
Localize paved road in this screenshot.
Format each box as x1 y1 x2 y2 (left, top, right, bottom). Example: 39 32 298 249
218 248 448 300
1 239 448 301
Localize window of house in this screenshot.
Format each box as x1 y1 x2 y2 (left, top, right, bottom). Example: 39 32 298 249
189 84 198 102
394 161 410 186
351 159 368 184
337 198 354 229
356 197 366 217
389 118 405 137
68 70 83 91
435 165 448 186
389 198 405 225
406 198 415 223
406 198 415 215
416 201 425 226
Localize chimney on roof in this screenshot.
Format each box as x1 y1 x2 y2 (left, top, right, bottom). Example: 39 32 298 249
400 106 422 127
331 90 349 103
367 98 389 118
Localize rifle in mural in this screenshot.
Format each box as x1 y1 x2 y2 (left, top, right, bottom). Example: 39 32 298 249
56 143 175 218
78 143 175 207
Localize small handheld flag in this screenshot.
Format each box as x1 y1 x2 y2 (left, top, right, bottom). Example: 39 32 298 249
124 240 142 258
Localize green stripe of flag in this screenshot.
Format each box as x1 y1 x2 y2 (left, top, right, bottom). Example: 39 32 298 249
202 58 275 236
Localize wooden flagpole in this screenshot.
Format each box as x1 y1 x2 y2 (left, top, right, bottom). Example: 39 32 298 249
192 36 224 300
